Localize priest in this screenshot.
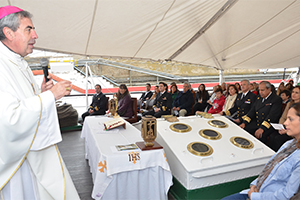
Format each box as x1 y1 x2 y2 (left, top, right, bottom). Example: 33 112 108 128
0 6 79 199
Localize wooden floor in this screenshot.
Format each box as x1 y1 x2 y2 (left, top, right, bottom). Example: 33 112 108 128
57 130 94 200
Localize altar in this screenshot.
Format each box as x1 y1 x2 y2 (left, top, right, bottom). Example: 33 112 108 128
155 115 275 199
81 116 173 200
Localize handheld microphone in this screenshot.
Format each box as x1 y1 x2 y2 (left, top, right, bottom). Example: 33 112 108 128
40 58 49 82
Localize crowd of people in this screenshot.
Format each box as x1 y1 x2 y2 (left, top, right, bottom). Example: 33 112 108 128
84 79 298 154
81 78 300 199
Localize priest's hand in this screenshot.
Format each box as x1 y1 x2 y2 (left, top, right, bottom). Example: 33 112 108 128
50 80 72 100
41 75 54 92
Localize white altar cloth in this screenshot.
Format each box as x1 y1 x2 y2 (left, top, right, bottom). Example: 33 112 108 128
81 116 172 200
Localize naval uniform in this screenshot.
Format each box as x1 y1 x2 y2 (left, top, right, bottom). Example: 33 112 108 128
143 91 172 118
223 91 256 123
82 92 107 121
241 92 282 144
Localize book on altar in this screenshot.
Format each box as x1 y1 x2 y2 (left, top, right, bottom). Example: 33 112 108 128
116 144 139 151
104 117 126 130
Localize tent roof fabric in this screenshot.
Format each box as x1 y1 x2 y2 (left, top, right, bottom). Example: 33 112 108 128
1 0 300 70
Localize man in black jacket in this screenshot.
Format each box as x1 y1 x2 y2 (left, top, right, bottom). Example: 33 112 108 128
143 82 172 118
82 84 107 122
172 82 194 116
138 83 153 109
222 80 256 124
239 81 282 144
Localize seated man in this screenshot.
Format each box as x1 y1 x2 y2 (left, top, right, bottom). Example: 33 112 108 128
143 82 172 118
137 83 153 109
221 80 257 124
280 90 291 104
172 82 194 116
82 84 107 122
239 81 282 144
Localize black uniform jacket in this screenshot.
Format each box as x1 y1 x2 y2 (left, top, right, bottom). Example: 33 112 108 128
153 91 172 112
242 92 282 132
224 91 257 121
89 92 107 115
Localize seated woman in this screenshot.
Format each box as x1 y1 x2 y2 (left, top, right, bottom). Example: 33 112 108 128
116 84 133 118
250 83 258 95
235 82 242 93
286 82 294 92
170 83 179 104
193 84 210 114
221 102 300 200
222 84 238 113
206 88 225 114
269 86 300 151
276 82 286 96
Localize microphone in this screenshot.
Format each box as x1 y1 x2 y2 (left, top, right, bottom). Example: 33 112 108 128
40 58 49 82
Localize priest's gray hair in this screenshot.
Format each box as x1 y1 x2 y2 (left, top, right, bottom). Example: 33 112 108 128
0 11 32 41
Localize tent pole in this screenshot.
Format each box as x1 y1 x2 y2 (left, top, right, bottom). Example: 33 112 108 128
297 67 300 85
219 70 224 85
85 62 89 110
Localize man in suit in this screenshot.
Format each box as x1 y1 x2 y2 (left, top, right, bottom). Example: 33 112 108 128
138 83 153 109
143 82 172 118
172 82 194 116
82 84 107 122
221 80 256 124
239 81 282 144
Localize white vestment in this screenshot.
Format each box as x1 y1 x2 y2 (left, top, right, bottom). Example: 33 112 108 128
0 41 80 200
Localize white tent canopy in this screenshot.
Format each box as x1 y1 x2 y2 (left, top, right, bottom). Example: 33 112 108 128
1 0 300 70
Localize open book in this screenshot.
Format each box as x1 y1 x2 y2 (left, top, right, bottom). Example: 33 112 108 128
104 118 126 130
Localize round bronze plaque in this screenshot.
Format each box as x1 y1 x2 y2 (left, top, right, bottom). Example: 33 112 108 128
187 142 213 156
230 136 254 149
170 123 192 133
199 129 222 140
208 120 228 128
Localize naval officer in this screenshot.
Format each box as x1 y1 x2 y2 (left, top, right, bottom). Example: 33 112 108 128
143 82 172 118
82 84 107 122
239 81 282 144
222 80 256 124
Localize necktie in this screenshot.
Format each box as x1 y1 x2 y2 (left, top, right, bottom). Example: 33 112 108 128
241 94 244 100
